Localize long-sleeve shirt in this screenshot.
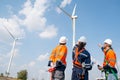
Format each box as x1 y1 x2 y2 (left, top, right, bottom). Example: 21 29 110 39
49 44 67 66
101 47 116 68
72 44 92 70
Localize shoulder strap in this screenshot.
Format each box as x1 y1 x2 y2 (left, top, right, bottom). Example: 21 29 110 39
104 48 116 64
105 48 111 54
74 48 85 61
104 48 111 63
110 68 118 80
73 48 85 68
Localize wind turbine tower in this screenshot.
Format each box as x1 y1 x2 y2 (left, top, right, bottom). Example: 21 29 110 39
3 26 19 77
58 4 77 47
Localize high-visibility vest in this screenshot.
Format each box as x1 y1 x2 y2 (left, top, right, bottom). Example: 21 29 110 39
103 48 116 68
73 48 85 68
49 45 67 65
103 48 118 80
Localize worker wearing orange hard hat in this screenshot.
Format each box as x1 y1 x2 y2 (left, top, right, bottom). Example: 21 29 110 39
48 36 68 80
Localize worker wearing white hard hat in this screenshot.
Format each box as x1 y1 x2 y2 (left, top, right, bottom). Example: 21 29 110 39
48 36 68 80
71 36 92 80
104 39 112 45
78 36 87 43
59 36 67 44
98 39 118 80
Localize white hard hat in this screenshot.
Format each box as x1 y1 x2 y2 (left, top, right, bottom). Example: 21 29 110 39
59 36 67 43
78 36 86 43
104 39 112 45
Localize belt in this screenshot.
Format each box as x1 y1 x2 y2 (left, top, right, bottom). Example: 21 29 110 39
73 64 82 68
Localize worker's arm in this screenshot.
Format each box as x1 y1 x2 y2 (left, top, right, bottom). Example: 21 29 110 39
48 60 53 66
49 48 56 61
48 48 56 67
84 51 92 70
98 44 104 52
72 45 77 60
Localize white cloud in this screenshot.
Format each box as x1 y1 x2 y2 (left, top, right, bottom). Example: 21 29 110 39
19 0 48 31
39 25 57 39
0 0 59 78
56 0 72 15
38 66 49 80
28 61 36 67
37 53 49 61
0 0 59 42
0 17 25 43
19 0 58 38
0 48 20 72
0 47 20 62
60 0 72 8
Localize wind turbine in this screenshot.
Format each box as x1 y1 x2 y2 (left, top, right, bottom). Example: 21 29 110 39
3 26 19 77
58 4 77 47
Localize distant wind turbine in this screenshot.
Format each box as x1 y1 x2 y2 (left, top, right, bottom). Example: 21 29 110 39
3 26 19 77
58 4 77 47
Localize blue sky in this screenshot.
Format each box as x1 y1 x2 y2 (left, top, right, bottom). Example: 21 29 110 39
0 0 120 80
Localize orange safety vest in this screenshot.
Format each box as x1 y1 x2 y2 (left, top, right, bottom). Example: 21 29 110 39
49 45 67 65
73 48 85 68
103 48 116 68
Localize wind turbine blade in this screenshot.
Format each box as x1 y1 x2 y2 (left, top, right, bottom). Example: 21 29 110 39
72 4 77 16
57 5 71 18
3 26 15 39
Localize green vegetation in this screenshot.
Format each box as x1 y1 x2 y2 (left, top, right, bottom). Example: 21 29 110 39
17 70 27 80
0 73 4 77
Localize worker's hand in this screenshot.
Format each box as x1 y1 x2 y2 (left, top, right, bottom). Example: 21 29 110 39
91 61 96 66
98 44 103 48
50 62 56 68
48 60 55 67
97 65 103 70
48 67 56 73
50 62 54 67
82 62 85 68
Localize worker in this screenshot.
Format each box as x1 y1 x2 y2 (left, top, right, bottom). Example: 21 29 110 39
98 39 118 80
71 36 92 80
48 36 68 80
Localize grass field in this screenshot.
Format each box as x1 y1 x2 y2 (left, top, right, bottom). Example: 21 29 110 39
0 76 21 80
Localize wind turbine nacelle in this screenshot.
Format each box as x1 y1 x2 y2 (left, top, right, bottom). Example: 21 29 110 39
72 16 78 19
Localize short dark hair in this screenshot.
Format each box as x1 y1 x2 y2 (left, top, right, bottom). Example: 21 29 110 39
78 42 86 51
60 43 66 45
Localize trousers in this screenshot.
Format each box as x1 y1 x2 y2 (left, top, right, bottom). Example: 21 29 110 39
52 70 65 80
71 67 89 80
